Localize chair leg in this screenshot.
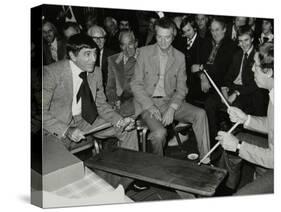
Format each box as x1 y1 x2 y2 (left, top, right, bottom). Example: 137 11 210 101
172 123 185 152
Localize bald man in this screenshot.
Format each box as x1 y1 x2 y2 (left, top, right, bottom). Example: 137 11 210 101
88 25 116 90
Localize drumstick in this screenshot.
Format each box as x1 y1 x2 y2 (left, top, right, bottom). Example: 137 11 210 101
83 122 112 136
203 69 231 109
198 122 240 165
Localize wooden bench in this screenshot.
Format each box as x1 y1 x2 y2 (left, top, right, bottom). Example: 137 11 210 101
85 148 227 196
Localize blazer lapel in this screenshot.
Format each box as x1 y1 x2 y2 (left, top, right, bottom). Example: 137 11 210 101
150 44 160 76
165 48 175 74
62 60 73 100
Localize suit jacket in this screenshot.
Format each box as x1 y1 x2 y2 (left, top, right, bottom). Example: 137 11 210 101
131 44 187 116
200 37 237 88
106 53 137 117
222 48 258 95
100 48 116 90
240 91 274 169
43 38 66 65
43 60 122 139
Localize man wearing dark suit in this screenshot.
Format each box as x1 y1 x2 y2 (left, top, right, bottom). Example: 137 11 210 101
190 17 236 156
42 20 66 65
131 18 210 163
106 30 139 117
43 34 138 187
179 16 206 104
87 25 116 90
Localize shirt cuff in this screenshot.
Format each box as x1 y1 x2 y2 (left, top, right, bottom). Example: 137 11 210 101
170 103 179 111
244 115 251 127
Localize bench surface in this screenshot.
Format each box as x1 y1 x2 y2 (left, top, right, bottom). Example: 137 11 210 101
85 148 227 196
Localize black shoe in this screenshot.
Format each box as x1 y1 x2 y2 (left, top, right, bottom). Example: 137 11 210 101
126 180 150 192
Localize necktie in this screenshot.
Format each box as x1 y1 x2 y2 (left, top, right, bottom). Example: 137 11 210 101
76 72 98 124
242 53 248 73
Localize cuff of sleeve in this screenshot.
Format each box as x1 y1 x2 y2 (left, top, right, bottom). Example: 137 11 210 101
170 103 179 111
244 115 251 127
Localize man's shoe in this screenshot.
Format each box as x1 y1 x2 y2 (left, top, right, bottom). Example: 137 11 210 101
126 180 150 192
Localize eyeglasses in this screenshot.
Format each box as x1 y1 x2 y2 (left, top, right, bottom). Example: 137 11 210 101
91 36 105 41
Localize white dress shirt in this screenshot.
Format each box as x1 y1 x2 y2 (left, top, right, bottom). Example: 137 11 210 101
70 60 83 116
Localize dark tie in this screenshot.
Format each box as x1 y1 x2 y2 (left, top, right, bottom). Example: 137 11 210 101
76 72 98 124
242 53 248 73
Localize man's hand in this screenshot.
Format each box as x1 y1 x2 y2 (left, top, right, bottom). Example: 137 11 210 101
200 75 211 93
66 127 85 142
162 107 175 126
116 117 135 132
191 64 200 73
148 105 162 121
215 131 239 152
227 93 237 104
227 106 248 124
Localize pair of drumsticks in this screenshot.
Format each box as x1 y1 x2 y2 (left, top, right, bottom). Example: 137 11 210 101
197 70 240 165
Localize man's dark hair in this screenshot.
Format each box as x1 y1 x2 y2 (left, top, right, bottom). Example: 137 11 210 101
210 16 226 29
258 42 274 74
66 33 100 65
155 17 176 32
181 16 197 32
237 25 254 38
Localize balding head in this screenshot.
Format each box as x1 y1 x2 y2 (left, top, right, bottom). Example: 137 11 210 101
87 25 107 50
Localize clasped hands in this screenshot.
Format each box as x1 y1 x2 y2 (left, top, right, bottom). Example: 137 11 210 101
148 105 175 126
215 106 248 152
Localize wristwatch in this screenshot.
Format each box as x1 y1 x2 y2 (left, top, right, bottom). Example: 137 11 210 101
235 140 243 155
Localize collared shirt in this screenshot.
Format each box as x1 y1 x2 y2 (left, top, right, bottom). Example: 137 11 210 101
50 38 58 61
152 46 171 97
99 48 104 69
233 46 254 85
186 33 197 50
70 60 83 116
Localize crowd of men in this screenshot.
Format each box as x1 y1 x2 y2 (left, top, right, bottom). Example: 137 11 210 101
32 5 274 197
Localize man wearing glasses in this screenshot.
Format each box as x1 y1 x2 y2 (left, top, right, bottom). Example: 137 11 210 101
88 25 116 90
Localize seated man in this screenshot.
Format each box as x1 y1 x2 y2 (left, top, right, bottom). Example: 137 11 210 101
43 33 138 187
106 30 139 117
131 17 210 163
42 20 66 65
216 42 274 195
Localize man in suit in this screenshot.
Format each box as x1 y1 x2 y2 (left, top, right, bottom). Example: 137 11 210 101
216 42 274 195
106 30 139 117
180 16 206 104
43 33 138 187
42 20 66 65
87 25 116 90
131 17 210 163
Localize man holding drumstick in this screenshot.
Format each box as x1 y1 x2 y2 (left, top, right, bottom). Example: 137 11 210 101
216 42 274 195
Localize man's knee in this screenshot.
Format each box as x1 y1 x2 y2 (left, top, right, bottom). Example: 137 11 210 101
149 128 167 143
194 107 207 121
